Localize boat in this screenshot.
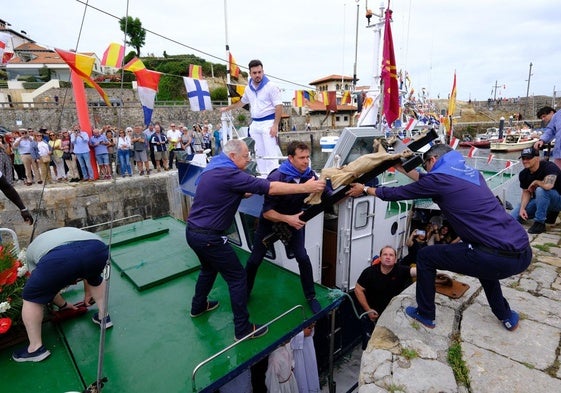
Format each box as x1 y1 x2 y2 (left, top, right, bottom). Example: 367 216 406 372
319 135 339 152
459 127 502 148
490 130 538 152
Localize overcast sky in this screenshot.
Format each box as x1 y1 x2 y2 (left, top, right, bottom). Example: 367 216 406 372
4 0 560 103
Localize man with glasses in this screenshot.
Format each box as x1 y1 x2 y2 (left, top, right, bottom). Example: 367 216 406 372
534 106 561 170
511 147 561 234
166 123 182 169
346 143 531 332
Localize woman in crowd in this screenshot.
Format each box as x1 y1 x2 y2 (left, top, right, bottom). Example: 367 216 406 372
117 128 133 177
48 131 66 181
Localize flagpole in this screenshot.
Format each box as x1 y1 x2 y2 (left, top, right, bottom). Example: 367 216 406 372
224 0 231 106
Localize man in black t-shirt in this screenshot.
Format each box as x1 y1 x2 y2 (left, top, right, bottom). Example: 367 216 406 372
511 147 561 234
355 246 416 348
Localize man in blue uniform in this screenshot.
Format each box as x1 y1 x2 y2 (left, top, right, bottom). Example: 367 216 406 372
534 106 561 170
245 141 321 313
511 147 561 234
186 139 325 340
347 144 531 331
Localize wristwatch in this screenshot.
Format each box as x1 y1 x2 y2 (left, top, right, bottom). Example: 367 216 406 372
363 186 369 195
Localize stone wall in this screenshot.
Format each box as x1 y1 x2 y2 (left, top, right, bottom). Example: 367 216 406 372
0 172 185 247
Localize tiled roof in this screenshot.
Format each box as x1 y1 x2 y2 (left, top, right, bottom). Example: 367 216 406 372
309 74 355 85
9 43 96 65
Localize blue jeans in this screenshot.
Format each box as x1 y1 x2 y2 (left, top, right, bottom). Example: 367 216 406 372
511 187 561 223
246 224 315 300
75 152 94 179
186 229 251 337
118 149 132 175
415 242 531 321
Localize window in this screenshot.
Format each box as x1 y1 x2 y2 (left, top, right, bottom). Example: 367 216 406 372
353 200 370 229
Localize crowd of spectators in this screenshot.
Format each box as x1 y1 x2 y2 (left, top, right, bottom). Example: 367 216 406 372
0 121 223 185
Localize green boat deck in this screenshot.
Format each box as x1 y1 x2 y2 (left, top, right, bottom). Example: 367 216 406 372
0 217 343 392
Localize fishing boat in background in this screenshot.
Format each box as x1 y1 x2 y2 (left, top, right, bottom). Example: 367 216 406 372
319 135 339 152
490 129 538 152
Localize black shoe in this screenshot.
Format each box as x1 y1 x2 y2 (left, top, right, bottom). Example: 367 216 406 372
528 221 546 234
545 211 559 224
190 300 219 318
235 323 268 341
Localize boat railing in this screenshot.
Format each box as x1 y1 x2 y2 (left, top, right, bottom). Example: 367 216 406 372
191 304 306 392
0 228 20 254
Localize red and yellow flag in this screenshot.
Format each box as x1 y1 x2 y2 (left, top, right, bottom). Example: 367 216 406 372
229 52 240 78
294 90 304 107
381 8 399 126
341 90 351 105
189 64 203 79
448 71 457 117
123 57 146 72
55 48 110 106
101 43 124 68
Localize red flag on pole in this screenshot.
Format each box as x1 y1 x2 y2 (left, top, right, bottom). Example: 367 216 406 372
381 8 399 126
487 153 495 164
468 146 478 158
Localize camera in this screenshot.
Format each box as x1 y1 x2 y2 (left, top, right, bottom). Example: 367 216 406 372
417 230 426 236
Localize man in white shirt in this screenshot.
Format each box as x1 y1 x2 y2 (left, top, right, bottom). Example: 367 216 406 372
220 59 283 175
166 123 182 169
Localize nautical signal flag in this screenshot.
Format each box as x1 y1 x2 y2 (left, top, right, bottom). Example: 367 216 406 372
324 91 337 112
135 68 161 126
229 52 240 79
294 90 315 107
0 32 13 65
55 48 111 106
404 117 417 133
123 57 146 72
184 77 212 112
467 146 478 158
449 136 460 150
227 83 249 110
448 71 457 118
101 43 124 68
381 8 399 126
505 160 513 169
341 90 351 105
188 64 203 79
487 153 495 164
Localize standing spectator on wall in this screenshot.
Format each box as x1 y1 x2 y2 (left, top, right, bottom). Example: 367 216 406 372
143 123 156 169
166 123 182 169
89 128 111 180
13 129 38 185
71 125 95 181
117 128 133 177
48 131 65 181
105 128 117 176
150 124 169 172
0 134 14 185
35 133 51 184
61 129 80 182
131 125 150 176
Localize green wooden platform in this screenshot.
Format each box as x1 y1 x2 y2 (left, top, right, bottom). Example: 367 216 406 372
0 217 343 393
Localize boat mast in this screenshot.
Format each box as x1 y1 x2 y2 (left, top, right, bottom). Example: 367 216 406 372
224 0 232 106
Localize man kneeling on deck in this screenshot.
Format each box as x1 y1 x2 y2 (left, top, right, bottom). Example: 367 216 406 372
12 227 111 362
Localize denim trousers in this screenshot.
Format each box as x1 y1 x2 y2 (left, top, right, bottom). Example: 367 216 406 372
415 242 531 321
118 149 132 175
186 229 251 337
511 187 561 223
75 152 94 179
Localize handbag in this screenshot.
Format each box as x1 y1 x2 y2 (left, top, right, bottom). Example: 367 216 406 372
62 151 72 160
41 155 51 163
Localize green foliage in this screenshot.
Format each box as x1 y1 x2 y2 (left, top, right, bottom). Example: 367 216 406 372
124 50 137 65
236 113 248 125
400 347 418 360
0 69 7 80
448 342 470 388
38 66 51 82
119 16 146 56
98 82 133 89
156 74 185 102
211 87 227 101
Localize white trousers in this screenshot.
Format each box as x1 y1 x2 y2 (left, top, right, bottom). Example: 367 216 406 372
250 119 279 175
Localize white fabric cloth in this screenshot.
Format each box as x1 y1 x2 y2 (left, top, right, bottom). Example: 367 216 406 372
265 344 299 393
291 329 320 393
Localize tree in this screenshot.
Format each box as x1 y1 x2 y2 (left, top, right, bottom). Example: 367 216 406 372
119 16 146 56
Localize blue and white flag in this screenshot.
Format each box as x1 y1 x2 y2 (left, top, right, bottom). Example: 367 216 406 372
183 77 212 111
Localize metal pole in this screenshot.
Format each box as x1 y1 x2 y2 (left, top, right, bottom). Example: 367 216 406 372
328 310 337 393
352 1 360 88
224 0 231 106
525 62 533 116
